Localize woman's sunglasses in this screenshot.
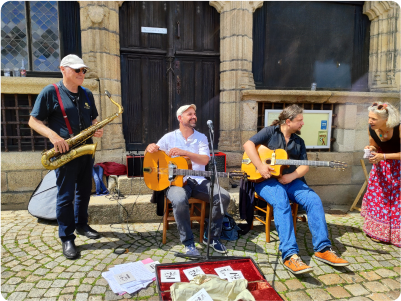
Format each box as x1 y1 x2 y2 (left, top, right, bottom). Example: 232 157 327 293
371 102 388 111
71 68 88 74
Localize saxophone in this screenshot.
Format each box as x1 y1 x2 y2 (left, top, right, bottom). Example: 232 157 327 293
41 90 123 170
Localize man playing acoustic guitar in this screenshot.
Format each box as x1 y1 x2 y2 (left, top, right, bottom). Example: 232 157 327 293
145 104 230 256
243 105 349 274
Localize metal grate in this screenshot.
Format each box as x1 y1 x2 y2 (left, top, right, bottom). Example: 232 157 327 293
257 102 336 151
1 93 49 152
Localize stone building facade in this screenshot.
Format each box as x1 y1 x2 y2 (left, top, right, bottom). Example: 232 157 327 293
1 1 400 210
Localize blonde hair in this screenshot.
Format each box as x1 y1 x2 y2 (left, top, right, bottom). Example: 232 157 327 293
271 104 303 126
368 102 400 128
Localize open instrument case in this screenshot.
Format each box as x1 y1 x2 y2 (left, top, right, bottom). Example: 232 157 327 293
155 257 282 301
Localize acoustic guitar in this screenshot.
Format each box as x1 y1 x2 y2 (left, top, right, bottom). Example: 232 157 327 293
242 145 347 182
143 150 246 191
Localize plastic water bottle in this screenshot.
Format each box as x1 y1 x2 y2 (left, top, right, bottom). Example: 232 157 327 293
20 59 26 77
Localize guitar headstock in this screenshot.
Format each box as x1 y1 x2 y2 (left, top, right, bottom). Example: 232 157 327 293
330 161 348 171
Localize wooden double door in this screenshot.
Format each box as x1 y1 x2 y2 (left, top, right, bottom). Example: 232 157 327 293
120 1 220 151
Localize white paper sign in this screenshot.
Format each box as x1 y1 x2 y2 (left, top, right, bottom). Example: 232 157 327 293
226 271 245 282
183 266 205 281
144 261 160 274
187 288 214 301
160 270 181 283
214 266 233 279
141 27 167 34
113 271 136 285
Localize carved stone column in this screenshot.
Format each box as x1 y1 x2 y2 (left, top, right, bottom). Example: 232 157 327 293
79 1 125 163
364 1 400 92
210 1 263 153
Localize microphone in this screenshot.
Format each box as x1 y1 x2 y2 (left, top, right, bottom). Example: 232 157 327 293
207 120 214 134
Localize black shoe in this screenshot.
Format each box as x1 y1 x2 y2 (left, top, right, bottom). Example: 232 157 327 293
62 240 79 259
76 224 101 239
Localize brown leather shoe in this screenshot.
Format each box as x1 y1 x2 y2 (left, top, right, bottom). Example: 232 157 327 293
283 254 313 275
314 249 349 266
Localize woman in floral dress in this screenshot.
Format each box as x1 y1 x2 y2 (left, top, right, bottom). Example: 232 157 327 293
361 102 400 247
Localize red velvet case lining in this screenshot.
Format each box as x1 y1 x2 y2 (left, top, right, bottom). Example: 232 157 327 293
155 258 282 301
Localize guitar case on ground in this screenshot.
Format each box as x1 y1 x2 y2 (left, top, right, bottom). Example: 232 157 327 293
27 170 58 220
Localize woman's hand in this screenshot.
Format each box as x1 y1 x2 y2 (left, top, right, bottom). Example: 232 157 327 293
369 152 385 164
365 145 377 152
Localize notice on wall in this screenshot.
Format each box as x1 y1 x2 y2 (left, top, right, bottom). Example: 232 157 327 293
141 27 167 34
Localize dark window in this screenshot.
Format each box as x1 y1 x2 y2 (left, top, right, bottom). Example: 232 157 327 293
1 1 81 78
1 93 49 152
253 1 370 91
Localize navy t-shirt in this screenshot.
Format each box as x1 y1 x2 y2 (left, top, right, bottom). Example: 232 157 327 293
30 81 98 141
249 125 308 178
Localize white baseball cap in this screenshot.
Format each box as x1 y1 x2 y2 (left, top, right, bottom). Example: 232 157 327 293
60 54 89 69
176 104 196 119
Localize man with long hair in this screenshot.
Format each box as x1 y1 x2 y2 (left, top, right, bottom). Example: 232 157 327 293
243 104 349 275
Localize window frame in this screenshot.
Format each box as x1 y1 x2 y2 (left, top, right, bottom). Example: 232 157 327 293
1 1 81 78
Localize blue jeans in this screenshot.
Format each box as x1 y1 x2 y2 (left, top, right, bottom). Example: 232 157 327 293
55 155 94 242
166 178 230 246
255 178 331 260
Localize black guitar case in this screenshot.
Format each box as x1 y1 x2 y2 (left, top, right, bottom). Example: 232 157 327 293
27 170 58 220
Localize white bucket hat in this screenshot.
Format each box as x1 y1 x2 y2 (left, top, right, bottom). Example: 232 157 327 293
60 54 89 69
176 104 196 119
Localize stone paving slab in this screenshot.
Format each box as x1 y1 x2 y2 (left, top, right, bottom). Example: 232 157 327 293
1 210 400 300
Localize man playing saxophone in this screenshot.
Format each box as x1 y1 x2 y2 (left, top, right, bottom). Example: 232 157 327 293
29 54 103 259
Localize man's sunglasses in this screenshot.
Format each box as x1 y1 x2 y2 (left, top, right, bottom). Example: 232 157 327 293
70 67 88 74
372 102 388 111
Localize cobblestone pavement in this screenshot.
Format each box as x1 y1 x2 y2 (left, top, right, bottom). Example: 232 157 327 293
1 210 400 301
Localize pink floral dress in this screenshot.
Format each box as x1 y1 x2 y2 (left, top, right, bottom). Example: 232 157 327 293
361 158 401 247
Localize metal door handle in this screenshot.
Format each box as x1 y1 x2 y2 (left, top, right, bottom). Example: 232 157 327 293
176 75 181 94
177 21 180 39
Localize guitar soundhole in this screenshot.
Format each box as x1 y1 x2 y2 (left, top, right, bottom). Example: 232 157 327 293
265 159 271 165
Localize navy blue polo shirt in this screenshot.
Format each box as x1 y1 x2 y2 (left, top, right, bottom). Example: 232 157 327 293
249 125 308 177
31 81 98 141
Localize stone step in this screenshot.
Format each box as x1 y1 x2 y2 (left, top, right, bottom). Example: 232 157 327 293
88 190 239 225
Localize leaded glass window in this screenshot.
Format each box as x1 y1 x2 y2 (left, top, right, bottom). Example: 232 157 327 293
1 1 61 72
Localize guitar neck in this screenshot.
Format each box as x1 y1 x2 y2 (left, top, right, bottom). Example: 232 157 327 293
276 159 330 167
173 169 228 178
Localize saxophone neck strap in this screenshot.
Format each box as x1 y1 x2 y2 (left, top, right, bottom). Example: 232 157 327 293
52 83 74 137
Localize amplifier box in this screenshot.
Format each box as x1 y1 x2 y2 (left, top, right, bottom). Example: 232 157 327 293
126 155 144 177
205 152 226 172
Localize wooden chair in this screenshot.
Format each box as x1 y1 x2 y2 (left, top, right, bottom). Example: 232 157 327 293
162 196 206 244
251 193 299 243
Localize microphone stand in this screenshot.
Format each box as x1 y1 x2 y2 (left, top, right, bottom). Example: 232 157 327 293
205 124 225 260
